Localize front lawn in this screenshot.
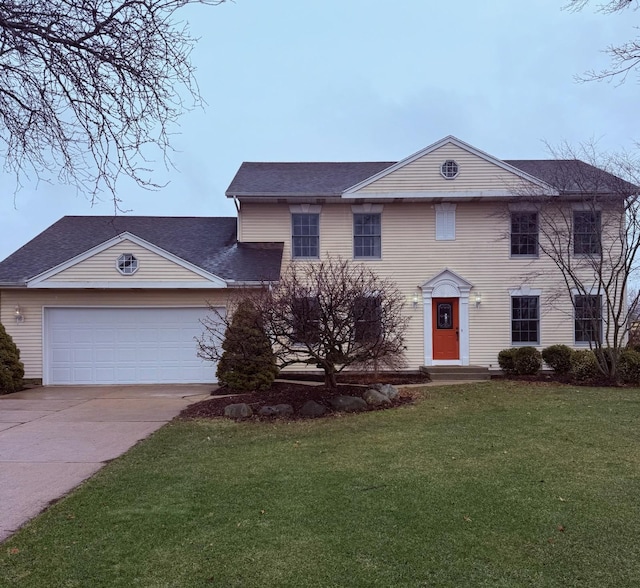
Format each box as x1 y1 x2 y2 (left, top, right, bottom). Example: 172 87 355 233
2 381 640 587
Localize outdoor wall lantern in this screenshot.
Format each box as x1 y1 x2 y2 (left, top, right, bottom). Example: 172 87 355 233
412 293 419 308
14 305 24 324
475 292 482 308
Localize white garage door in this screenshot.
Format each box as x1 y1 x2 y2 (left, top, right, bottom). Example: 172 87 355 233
44 307 222 385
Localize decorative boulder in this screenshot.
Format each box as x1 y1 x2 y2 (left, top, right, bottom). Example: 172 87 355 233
329 395 368 412
259 404 293 417
374 383 399 400
300 400 327 417
224 403 253 419
363 389 392 407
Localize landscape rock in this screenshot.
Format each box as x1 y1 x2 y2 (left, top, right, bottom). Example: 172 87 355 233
300 400 327 417
259 404 294 417
329 395 368 412
224 403 253 419
363 388 392 406
374 383 399 400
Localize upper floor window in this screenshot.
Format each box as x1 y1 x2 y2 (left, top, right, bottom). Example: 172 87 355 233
511 212 538 256
292 213 319 259
511 296 539 344
573 210 601 255
435 203 456 241
575 294 602 343
354 213 381 259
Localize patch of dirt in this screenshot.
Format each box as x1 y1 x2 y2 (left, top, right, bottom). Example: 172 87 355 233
179 380 417 421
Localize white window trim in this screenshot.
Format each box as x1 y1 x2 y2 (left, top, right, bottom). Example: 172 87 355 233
572 288 604 346
435 203 456 241
116 253 139 276
290 206 321 260
509 287 542 346
440 160 459 180
352 210 382 260
509 210 539 259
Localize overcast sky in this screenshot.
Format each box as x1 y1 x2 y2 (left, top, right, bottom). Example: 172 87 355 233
0 0 637 261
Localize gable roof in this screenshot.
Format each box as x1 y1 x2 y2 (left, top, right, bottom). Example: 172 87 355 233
0 216 283 286
226 137 634 199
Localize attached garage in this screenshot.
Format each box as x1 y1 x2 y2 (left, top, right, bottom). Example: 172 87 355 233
44 307 222 385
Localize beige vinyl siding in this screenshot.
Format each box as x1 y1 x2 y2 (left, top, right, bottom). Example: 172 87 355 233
48 241 208 282
0 289 228 380
355 144 533 194
239 200 597 370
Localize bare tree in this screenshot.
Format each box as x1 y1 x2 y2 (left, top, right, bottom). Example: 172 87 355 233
505 142 640 382
565 0 640 83
197 258 409 389
0 0 225 201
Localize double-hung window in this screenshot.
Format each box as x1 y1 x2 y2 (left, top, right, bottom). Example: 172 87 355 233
511 296 540 344
574 294 602 343
511 212 538 256
292 213 319 259
353 295 382 343
573 211 601 255
353 213 381 259
292 296 321 345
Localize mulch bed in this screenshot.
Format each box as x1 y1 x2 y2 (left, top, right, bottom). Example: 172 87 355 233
179 380 418 421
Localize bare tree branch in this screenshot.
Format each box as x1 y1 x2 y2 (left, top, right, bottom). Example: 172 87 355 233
0 0 226 203
498 141 640 381
197 258 409 389
565 0 640 83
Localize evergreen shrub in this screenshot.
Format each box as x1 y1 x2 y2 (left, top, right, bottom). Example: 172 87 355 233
513 346 542 375
0 322 24 394
541 344 574 375
216 300 278 391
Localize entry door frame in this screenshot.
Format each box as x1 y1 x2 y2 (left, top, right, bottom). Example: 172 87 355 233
420 268 473 366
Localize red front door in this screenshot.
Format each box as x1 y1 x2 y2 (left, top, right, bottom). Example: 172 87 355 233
432 298 459 360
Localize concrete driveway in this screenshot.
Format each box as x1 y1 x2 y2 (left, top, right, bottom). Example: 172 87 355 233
0 384 213 543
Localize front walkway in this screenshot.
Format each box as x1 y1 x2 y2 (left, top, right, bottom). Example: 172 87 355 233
0 384 213 543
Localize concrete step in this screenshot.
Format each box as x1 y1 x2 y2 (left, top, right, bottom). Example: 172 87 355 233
422 366 491 382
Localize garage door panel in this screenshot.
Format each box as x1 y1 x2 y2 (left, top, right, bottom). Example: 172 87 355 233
45 307 221 385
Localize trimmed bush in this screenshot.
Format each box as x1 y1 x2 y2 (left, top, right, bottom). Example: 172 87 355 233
570 349 599 383
216 300 278 392
513 346 542 375
0 322 24 394
498 348 517 376
542 344 574 375
618 349 640 385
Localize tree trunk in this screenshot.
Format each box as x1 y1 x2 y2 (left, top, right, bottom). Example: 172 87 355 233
323 366 338 389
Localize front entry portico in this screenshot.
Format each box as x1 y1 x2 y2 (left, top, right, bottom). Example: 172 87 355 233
421 268 473 366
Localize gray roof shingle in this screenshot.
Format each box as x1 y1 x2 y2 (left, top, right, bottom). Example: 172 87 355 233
0 216 283 286
226 162 395 197
226 160 635 197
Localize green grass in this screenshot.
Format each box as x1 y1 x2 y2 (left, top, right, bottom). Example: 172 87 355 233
2 381 640 587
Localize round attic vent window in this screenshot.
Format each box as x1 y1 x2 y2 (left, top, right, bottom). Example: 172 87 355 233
440 160 459 179
117 253 138 275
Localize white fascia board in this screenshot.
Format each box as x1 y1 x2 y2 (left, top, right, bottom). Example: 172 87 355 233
348 189 533 199
342 135 558 195
29 281 227 289
26 231 228 288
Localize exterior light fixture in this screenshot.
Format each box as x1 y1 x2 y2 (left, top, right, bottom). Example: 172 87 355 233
14 305 24 323
475 292 482 308
412 293 419 308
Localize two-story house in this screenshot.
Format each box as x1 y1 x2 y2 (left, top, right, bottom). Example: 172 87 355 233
0 136 628 385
